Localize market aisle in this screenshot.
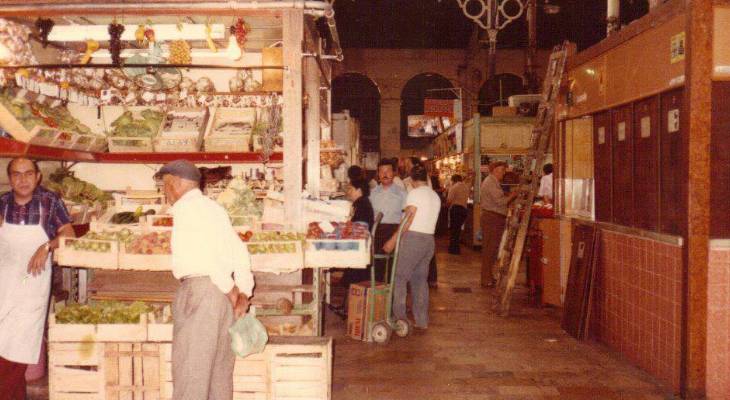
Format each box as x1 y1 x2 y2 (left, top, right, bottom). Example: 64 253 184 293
326 240 675 400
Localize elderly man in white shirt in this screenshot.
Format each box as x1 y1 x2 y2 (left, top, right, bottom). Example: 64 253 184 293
155 160 254 400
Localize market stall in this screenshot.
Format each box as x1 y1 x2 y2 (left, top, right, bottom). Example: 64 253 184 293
0 2 356 398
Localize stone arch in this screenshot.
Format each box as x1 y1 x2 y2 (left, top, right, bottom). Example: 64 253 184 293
332 72 381 153
399 72 455 150
478 73 525 116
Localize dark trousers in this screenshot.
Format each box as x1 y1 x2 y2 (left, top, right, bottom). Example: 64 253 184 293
0 356 27 400
448 205 468 254
481 210 507 286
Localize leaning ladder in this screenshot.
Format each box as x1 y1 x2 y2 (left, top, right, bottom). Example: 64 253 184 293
493 41 571 316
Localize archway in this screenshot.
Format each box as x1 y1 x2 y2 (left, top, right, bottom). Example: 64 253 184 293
332 73 381 153
400 73 455 150
478 73 525 116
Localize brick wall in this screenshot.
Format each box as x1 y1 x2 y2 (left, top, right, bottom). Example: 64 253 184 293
591 230 682 392
706 242 730 399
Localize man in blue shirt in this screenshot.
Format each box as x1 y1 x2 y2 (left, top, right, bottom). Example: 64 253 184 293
369 159 406 282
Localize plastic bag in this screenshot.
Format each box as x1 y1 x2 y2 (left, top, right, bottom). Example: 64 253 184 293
228 313 268 358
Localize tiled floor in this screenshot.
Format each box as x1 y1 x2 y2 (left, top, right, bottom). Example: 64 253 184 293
327 240 677 400
29 239 676 400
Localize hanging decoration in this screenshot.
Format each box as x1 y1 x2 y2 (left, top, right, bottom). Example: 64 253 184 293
108 22 125 66
134 24 146 46
35 18 54 48
80 39 99 64
168 40 192 65
205 22 218 53
231 18 248 49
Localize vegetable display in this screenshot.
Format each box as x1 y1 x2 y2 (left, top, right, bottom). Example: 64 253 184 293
216 177 262 225
110 206 156 224
68 229 136 252
109 109 164 146
45 168 112 206
247 242 298 255
306 221 369 240
0 88 94 134
55 301 151 324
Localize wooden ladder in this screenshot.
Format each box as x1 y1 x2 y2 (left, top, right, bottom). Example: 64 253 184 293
493 41 571 316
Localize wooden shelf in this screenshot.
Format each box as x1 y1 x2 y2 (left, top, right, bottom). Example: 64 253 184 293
0 137 282 164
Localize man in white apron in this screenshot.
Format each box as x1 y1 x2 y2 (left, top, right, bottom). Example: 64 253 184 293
0 157 74 399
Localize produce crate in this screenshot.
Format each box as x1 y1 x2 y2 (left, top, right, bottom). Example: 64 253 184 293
246 241 304 274
117 190 166 206
57 237 119 270
304 238 370 268
48 309 148 343
204 107 256 152
108 135 154 153
48 341 169 400
118 242 172 272
154 108 209 153
70 134 107 152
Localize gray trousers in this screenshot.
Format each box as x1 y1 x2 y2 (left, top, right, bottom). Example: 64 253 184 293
172 277 235 400
393 231 435 328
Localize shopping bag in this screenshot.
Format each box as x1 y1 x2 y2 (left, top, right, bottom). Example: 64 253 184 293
229 313 268 358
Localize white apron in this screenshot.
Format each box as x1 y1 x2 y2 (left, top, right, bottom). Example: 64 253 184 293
0 204 52 364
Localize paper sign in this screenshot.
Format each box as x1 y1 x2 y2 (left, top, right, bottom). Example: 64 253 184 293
671 32 686 64
640 116 651 138
668 109 680 133
598 127 606 144
617 122 626 141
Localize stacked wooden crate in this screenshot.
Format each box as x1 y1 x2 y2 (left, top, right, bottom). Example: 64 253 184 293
48 311 332 400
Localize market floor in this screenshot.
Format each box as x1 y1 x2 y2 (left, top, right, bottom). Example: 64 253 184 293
325 239 676 400
28 240 675 400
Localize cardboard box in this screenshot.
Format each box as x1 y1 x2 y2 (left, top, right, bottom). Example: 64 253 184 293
492 106 518 117
347 281 388 341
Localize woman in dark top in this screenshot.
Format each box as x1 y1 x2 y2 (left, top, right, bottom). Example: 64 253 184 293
348 178 374 228
335 178 374 318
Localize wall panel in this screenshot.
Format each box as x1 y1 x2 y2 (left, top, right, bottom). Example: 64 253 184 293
611 105 635 227
593 112 612 223
659 88 686 236
633 96 660 231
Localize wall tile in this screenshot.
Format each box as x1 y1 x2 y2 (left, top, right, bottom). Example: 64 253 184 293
591 230 682 392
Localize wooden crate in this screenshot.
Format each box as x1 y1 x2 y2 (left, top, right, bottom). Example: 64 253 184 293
91 204 165 232
108 136 154 153
204 107 256 152
49 341 168 400
48 311 148 343
247 241 304 274
154 108 209 153
304 239 370 268
118 243 172 272
57 237 119 270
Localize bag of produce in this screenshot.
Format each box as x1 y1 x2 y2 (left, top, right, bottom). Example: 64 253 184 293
228 313 268 358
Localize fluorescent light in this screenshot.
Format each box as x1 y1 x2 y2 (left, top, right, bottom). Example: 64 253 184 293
47 23 226 42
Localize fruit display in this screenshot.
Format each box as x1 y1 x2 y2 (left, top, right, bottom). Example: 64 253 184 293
247 242 298 255
66 229 136 253
109 109 164 146
110 206 157 224
126 231 172 255
151 216 173 227
44 168 113 206
238 231 306 243
67 239 114 253
55 301 151 324
306 221 369 240
168 40 192 65
217 177 262 225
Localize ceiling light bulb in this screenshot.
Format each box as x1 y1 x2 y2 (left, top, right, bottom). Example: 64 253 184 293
226 35 242 61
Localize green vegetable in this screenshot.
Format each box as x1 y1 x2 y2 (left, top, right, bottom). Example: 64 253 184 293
56 301 152 324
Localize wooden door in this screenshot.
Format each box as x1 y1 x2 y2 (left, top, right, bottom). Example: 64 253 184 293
593 112 612 223
633 96 660 231
659 88 687 236
611 105 634 227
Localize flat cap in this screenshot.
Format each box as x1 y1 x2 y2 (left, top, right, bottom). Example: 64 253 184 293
154 159 201 182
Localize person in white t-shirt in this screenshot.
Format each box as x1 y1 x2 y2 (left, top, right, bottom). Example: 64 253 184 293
538 163 553 203
383 165 441 331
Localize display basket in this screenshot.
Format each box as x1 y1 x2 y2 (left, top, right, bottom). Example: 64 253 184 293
304 237 370 268
204 107 255 152
57 237 120 269
153 108 209 152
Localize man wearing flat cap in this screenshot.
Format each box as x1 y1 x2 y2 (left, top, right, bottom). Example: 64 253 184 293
155 160 254 400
